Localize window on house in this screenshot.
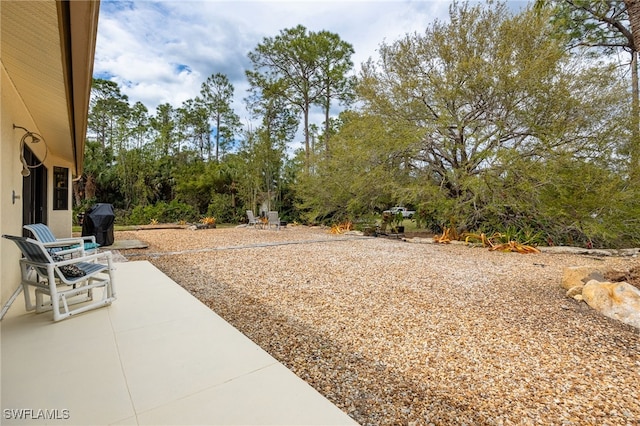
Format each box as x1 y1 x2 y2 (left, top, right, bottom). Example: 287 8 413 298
53 167 69 210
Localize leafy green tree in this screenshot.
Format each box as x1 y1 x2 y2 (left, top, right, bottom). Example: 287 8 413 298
356 3 626 228
295 111 403 222
114 146 160 210
87 79 130 149
224 149 259 216
313 30 355 157
150 103 179 157
537 0 640 175
177 98 210 160
246 25 354 170
173 160 212 214
79 140 116 203
127 101 151 150
296 1 631 245
81 79 130 206
247 25 319 170
199 73 242 162
244 75 299 213
235 125 288 214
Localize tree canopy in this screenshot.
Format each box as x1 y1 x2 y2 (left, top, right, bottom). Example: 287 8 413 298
80 2 640 248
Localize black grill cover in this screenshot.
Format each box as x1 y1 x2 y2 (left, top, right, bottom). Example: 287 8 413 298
82 203 115 246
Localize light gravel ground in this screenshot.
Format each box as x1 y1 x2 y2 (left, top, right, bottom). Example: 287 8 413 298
113 225 639 425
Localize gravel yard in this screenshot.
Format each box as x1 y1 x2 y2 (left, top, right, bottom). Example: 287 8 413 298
113 225 639 425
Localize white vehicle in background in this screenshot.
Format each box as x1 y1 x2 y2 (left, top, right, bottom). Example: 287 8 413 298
383 206 415 218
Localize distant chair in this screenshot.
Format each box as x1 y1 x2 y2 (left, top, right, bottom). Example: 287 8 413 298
267 211 280 230
246 210 260 228
2 234 116 321
24 223 99 256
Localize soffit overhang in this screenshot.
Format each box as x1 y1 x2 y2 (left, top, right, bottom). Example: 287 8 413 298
1 0 99 176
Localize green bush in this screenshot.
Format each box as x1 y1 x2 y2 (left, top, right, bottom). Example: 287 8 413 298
128 201 198 225
206 193 237 224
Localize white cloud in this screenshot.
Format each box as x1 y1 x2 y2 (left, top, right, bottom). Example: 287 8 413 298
94 0 455 119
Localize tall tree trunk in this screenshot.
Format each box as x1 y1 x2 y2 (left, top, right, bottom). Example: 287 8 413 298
215 113 221 162
73 179 83 205
85 175 96 200
632 50 640 179
627 0 640 51
324 85 331 158
623 1 640 181
304 106 310 173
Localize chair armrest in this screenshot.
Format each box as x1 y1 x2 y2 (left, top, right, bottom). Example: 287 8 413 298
41 240 85 257
53 250 112 266
59 236 99 249
41 238 84 247
73 235 97 245
50 237 88 245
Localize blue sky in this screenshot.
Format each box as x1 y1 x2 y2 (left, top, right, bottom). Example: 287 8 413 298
93 1 527 141
94 2 451 115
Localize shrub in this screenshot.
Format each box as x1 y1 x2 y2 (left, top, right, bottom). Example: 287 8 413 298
128 201 198 225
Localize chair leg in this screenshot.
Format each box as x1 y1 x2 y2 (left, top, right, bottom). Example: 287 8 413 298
34 289 52 313
20 263 36 312
50 278 112 321
47 269 63 319
23 283 37 312
105 253 116 299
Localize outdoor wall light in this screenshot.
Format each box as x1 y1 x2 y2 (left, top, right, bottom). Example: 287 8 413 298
13 124 47 177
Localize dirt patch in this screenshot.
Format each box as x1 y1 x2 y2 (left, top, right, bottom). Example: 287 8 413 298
403 231 435 239
605 265 640 290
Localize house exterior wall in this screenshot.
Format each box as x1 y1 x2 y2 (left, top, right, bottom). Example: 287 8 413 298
47 156 74 236
0 65 75 312
1 64 34 309
1 1 100 315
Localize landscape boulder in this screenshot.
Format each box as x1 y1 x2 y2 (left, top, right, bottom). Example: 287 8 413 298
566 285 584 300
581 280 640 329
561 266 605 291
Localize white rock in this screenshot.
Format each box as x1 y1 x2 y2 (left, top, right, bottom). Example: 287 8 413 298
582 280 640 329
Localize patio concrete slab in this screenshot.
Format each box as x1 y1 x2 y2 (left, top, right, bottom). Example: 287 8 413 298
1 261 357 425
104 239 148 250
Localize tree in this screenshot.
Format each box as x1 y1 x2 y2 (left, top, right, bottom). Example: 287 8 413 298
87 79 130 149
199 73 242 162
625 0 640 50
79 140 116 203
150 103 179 157
246 25 354 171
127 101 150 150
115 147 155 209
334 2 627 236
245 70 299 213
295 111 404 222
538 0 640 174
236 121 291 214
81 79 130 208
313 30 355 157
177 98 210 160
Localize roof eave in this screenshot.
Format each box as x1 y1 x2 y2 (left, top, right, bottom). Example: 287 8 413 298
58 0 100 177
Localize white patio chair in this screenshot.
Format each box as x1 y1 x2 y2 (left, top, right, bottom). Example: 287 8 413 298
267 211 280 230
2 234 116 321
24 223 99 256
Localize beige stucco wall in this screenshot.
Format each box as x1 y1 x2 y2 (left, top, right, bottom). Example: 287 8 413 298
0 65 75 314
47 153 75 237
1 64 34 310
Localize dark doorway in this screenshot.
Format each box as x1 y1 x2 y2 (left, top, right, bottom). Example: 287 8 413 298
22 145 47 236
